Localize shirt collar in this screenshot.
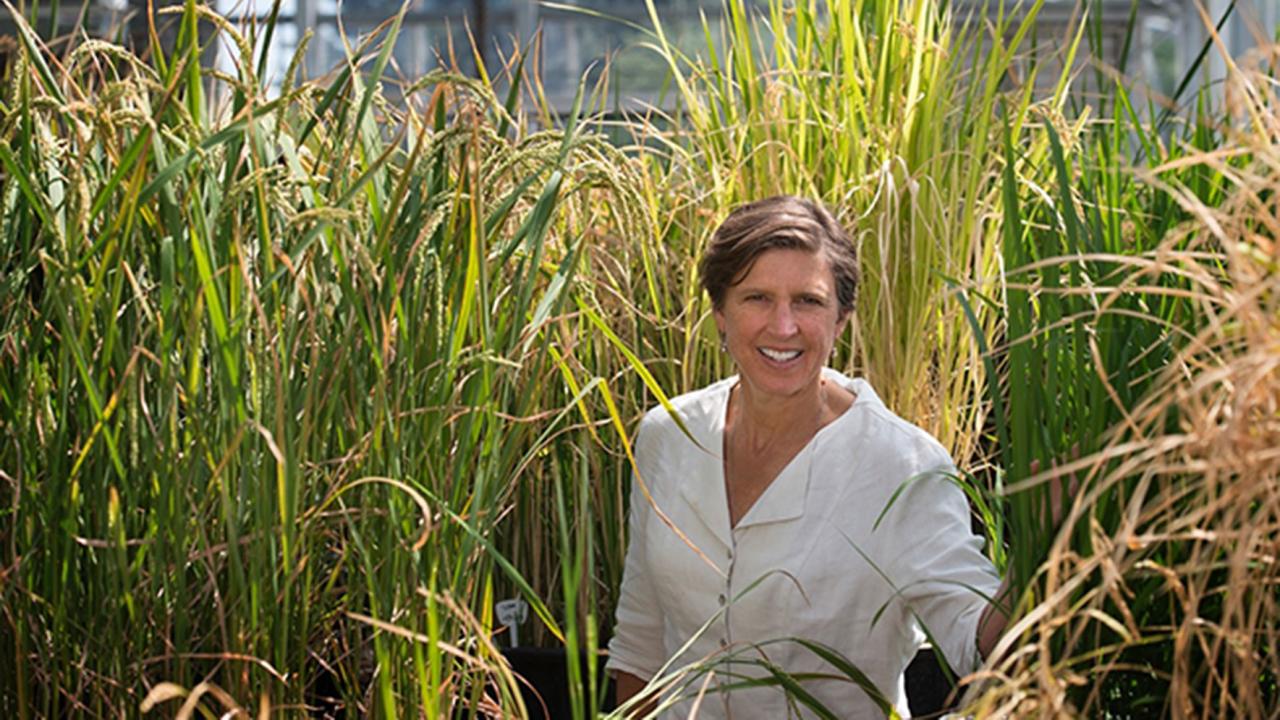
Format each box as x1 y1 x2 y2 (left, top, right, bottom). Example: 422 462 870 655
674 369 870 541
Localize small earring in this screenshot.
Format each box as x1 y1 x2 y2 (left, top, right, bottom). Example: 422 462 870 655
720 338 728 352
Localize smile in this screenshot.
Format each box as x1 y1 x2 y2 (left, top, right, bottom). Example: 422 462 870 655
759 348 802 362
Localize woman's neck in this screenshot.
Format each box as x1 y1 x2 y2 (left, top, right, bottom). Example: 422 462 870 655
728 376 849 455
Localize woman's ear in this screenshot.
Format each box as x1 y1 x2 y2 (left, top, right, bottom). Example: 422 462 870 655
836 309 852 333
713 308 728 352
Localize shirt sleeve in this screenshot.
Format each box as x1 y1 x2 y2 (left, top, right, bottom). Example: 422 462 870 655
605 414 667 680
890 457 1002 677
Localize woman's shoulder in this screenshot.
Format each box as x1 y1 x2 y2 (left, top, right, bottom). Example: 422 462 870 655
862 404 951 465
637 376 734 436
827 372 954 471
631 379 731 481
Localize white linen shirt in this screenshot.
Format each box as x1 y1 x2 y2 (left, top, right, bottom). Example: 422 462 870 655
606 369 1001 719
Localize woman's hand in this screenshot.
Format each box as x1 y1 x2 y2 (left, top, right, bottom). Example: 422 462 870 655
614 671 658 718
976 449 1082 661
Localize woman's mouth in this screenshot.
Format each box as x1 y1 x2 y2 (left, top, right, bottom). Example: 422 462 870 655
759 347 802 363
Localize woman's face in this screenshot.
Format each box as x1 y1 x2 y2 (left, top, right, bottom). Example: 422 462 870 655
715 248 847 403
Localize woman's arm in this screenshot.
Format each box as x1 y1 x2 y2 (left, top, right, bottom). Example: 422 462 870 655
976 580 1011 660
607 414 668 715
977 455 1078 661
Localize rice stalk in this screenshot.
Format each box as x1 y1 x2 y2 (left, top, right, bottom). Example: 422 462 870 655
964 34 1280 720
0 3 647 714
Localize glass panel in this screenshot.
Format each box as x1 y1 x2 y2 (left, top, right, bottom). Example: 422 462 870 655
550 0 723 9
313 0 471 18
200 0 1260 115
310 19 475 77
1142 14 1181 100
215 0 297 18
536 1 744 110
214 20 299 91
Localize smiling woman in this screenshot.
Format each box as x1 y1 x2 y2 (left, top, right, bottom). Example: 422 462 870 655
706 197 855 400
715 249 849 416
606 196 1004 718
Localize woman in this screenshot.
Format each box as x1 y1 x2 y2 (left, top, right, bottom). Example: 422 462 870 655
607 196 1008 718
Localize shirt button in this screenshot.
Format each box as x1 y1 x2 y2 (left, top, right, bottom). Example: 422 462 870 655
719 637 728 648
718 593 726 606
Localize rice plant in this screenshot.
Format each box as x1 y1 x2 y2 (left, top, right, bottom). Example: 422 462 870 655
612 0 1087 469
0 1 649 714
960 17 1279 718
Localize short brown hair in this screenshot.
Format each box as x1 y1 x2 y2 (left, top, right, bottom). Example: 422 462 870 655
698 195 858 317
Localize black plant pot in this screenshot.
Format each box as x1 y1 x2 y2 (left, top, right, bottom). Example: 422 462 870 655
905 647 959 718
501 647 616 720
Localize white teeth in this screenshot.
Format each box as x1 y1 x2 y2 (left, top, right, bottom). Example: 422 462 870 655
760 348 801 362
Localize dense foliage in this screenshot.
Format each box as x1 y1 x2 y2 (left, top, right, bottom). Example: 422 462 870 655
0 0 1275 717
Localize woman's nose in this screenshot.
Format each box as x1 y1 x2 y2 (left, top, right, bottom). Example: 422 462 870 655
769 304 798 335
